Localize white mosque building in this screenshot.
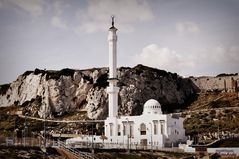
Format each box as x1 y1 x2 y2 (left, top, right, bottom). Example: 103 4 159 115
66 17 186 149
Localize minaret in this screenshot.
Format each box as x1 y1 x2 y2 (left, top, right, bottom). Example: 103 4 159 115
107 16 119 118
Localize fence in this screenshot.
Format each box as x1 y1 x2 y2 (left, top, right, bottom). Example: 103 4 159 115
0 136 182 154
66 141 182 152
0 136 54 147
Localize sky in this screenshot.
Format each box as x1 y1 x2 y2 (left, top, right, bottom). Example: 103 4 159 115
0 0 239 84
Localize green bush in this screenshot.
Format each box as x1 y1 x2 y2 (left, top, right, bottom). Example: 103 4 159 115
0 84 10 95
93 73 108 88
46 68 75 80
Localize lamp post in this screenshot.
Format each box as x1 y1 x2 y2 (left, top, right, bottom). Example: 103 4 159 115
149 122 153 152
126 119 130 153
91 120 94 154
125 118 132 153
44 103 46 148
24 113 28 147
213 118 220 140
129 122 131 151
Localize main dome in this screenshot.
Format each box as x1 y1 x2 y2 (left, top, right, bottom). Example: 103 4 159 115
143 99 162 115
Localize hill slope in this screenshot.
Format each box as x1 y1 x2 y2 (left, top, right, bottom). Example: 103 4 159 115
183 92 239 142
0 65 197 120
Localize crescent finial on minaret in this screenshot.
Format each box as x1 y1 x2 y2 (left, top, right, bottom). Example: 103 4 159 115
111 15 114 27
109 15 117 30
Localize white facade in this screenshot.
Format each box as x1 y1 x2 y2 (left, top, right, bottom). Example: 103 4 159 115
66 18 187 149
104 99 186 148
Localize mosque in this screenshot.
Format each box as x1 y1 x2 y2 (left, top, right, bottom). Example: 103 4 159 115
66 17 186 149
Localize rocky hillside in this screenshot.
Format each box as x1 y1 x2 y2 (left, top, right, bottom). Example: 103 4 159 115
187 92 239 111
0 65 197 120
183 91 239 142
182 74 239 140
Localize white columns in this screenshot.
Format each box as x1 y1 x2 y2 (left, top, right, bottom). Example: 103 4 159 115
107 17 119 118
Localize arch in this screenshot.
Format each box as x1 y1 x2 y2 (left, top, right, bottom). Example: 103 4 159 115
118 124 121 136
140 123 146 135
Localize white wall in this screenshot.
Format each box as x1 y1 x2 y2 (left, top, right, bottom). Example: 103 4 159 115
104 113 186 148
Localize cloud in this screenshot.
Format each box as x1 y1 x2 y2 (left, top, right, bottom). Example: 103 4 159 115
176 22 200 35
2 0 153 33
75 0 154 33
196 46 239 70
133 44 191 73
53 0 67 16
133 44 239 76
6 0 45 16
51 16 68 30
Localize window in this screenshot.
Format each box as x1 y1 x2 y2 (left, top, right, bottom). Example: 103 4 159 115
160 120 165 135
154 123 157 135
140 123 146 135
118 124 121 136
123 125 126 136
161 124 164 134
130 125 133 137
110 123 113 136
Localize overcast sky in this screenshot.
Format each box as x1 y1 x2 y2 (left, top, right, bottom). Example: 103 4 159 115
0 0 239 84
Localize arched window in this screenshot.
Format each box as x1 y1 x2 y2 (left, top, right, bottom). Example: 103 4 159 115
123 125 126 136
130 125 133 137
140 123 146 135
160 121 165 135
118 124 121 136
154 123 158 135
110 123 113 136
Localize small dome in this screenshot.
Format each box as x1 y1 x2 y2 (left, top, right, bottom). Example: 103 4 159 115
143 99 162 115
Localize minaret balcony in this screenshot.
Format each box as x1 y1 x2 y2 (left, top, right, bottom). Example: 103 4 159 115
108 77 118 81
106 86 119 93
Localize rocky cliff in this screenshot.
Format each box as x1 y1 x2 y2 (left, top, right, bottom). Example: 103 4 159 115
0 65 197 119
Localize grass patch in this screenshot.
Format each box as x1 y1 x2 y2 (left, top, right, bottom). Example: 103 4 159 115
210 100 231 108
184 109 239 136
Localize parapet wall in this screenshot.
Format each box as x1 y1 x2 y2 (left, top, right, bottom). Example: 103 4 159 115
189 75 239 92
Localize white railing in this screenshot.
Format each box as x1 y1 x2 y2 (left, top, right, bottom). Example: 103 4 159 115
66 141 182 152
57 141 98 159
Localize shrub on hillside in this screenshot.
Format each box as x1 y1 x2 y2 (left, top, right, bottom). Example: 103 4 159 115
0 84 10 95
46 68 75 80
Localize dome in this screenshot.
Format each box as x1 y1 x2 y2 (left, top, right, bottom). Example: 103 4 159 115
143 99 162 115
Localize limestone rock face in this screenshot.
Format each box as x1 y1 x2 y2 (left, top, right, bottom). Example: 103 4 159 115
117 65 196 115
0 65 197 119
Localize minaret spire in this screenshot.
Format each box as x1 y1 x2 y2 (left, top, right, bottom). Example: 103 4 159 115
111 16 114 27
107 16 119 118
